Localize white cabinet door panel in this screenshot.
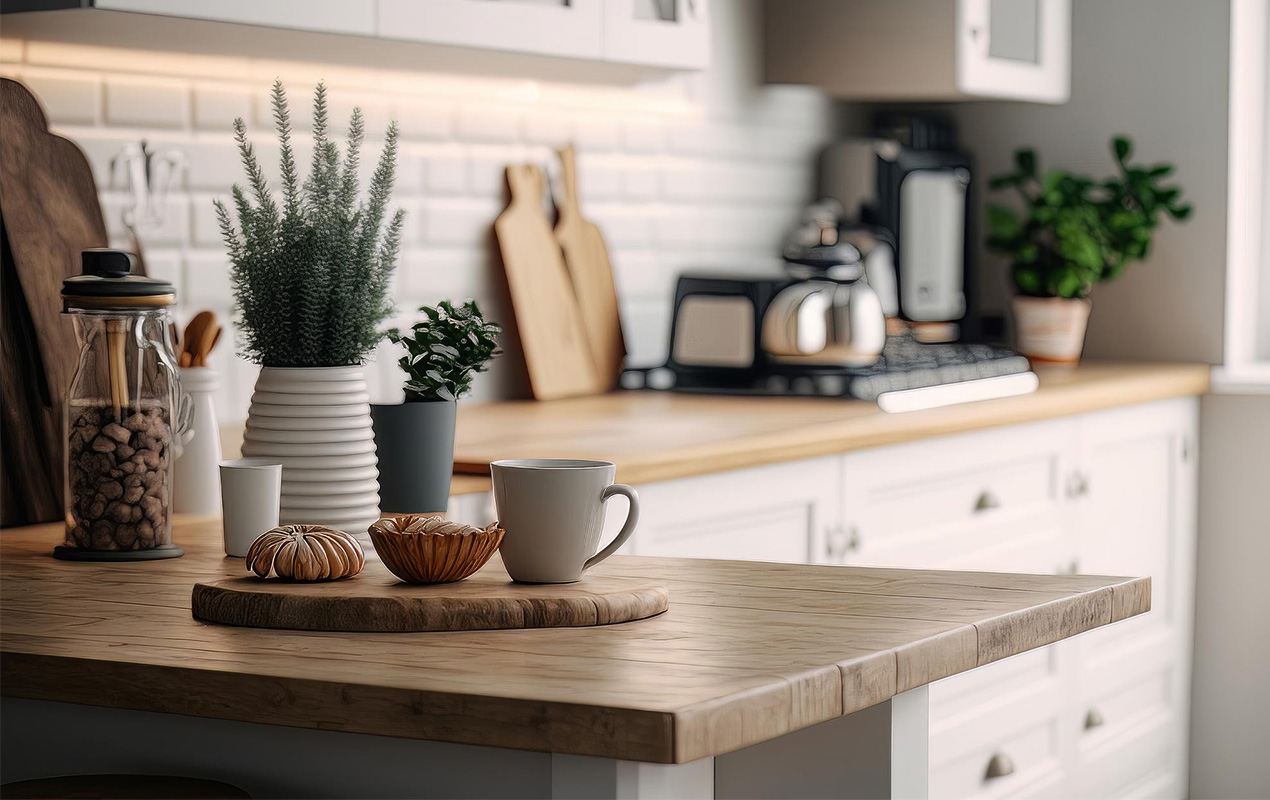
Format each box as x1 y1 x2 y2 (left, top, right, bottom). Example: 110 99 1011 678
602 0 711 69
378 0 605 60
631 457 838 564
957 0 1070 102
96 0 376 35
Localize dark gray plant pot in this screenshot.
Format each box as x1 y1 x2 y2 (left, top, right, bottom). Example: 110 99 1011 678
371 399 456 514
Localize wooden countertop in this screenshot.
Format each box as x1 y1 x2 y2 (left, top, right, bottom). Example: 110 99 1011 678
1 518 1149 764
453 361 1208 485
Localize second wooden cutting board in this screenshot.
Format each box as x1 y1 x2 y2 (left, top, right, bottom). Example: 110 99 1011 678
495 163 601 400
554 145 625 390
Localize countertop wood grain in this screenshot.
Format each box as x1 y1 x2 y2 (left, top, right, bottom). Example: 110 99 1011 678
452 361 1209 485
1 518 1149 763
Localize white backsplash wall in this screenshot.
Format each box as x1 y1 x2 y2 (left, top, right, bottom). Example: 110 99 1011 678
0 1 832 421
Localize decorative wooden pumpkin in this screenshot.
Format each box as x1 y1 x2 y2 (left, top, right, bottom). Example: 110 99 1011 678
245 524 365 581
369 515 504 584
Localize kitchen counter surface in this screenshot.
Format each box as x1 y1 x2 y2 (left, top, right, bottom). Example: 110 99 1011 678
1 517 1148 764
453 361 1209 486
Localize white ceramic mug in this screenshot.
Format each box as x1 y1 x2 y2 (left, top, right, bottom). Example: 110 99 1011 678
492 459 639 583
219 458 282 557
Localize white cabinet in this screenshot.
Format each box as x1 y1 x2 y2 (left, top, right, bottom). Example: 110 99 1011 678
95 0 376 35
765 0 1070 103
602 0 711 70
630 457 838 563
627 397 1197 799
377 0 605 61
45 0 711 70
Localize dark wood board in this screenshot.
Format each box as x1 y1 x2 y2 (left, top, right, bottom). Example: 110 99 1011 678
192 557 670 632
0 77 108 527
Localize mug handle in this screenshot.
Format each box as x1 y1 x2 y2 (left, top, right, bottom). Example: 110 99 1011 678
583 484 640 571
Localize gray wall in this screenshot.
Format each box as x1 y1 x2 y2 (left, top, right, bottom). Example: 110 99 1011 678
945 0 1231 363
1190 394 1270 799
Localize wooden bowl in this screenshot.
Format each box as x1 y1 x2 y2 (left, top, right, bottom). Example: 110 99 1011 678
368 515 504 584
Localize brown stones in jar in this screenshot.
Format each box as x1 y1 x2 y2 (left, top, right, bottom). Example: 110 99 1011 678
66 402 172 550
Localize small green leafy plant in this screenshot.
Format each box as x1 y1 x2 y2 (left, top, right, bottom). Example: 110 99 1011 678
986 136 1191 299
387 301 502 402
215 81 404 367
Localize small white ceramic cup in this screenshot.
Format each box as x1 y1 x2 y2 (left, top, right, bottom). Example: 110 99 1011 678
492 459 639 583
218 458 282 557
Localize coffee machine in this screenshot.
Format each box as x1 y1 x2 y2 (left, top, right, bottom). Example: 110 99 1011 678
820 115 974 342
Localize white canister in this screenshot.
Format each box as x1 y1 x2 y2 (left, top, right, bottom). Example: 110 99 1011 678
173 366 222 515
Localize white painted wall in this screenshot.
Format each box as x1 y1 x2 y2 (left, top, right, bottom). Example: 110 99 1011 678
0 0 832 418
943 0 1231 363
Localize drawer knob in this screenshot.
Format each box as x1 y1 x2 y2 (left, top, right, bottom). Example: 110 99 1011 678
1084 707 1105 729
984 751 1016 781
973 491 1000 513
825 525 860 562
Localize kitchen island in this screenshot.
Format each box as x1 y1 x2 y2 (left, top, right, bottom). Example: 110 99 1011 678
1 518 1148 799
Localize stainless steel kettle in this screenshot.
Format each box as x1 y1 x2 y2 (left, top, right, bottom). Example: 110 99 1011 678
761 207 887 367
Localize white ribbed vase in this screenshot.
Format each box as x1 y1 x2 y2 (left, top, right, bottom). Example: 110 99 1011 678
240 366 380 545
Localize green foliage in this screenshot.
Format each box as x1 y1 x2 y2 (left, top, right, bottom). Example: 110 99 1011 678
387 300 502 402
214 81 405 367
986 136 1192 299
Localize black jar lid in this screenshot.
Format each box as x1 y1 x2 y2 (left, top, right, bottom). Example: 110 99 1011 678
62 249 176 310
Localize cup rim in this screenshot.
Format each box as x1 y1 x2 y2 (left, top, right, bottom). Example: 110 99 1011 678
219 458 283 470
491 458 615 471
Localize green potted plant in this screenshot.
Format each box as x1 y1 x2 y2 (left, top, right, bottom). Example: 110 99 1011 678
987 136 1191 363
216 81 403 538
372 300 501 513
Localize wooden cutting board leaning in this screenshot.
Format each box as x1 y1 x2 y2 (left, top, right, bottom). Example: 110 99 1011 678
553 144 626 391
494 162 603 400
0 78 110 527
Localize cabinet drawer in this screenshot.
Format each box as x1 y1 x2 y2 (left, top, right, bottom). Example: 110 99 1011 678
931 645 1060 723
848 510 1070 576
632 457 838 564
842 419 1071 548
930 686 1063 800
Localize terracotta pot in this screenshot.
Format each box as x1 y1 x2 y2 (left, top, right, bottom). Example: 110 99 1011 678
1012 296 1092 365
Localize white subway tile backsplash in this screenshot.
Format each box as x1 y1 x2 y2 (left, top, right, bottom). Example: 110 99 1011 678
193 83 252 131
393 98 454 141
573 115 621 152
5 43 832 414
104 76 189 128
184 251 234 306
22 70 99 125
421 145 468 195
456 104 522 143
620 166 659 202
621 120 665 154
102 193 188 247
467 144 524 198
183 138 243 190
419 197 502 247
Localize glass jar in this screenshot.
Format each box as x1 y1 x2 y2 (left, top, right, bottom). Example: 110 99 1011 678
58 249 190 560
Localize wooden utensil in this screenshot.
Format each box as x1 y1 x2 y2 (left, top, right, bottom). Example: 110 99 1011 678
180 310 214 365
1 78 110 526
553 145 625 391
494 163 601 400
191 322 221 368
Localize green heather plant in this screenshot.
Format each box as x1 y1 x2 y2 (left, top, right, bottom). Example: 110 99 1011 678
387 300 502 402
215 80 405 367
986 136 1192 299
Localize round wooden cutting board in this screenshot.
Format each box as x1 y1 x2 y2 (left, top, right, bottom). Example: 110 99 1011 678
191 559 669 633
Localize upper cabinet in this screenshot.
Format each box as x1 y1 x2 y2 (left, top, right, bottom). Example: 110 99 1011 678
7 0 712 71
93 0 376 36
765 0 1071 104
377 0 605 61
603 0 711 70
